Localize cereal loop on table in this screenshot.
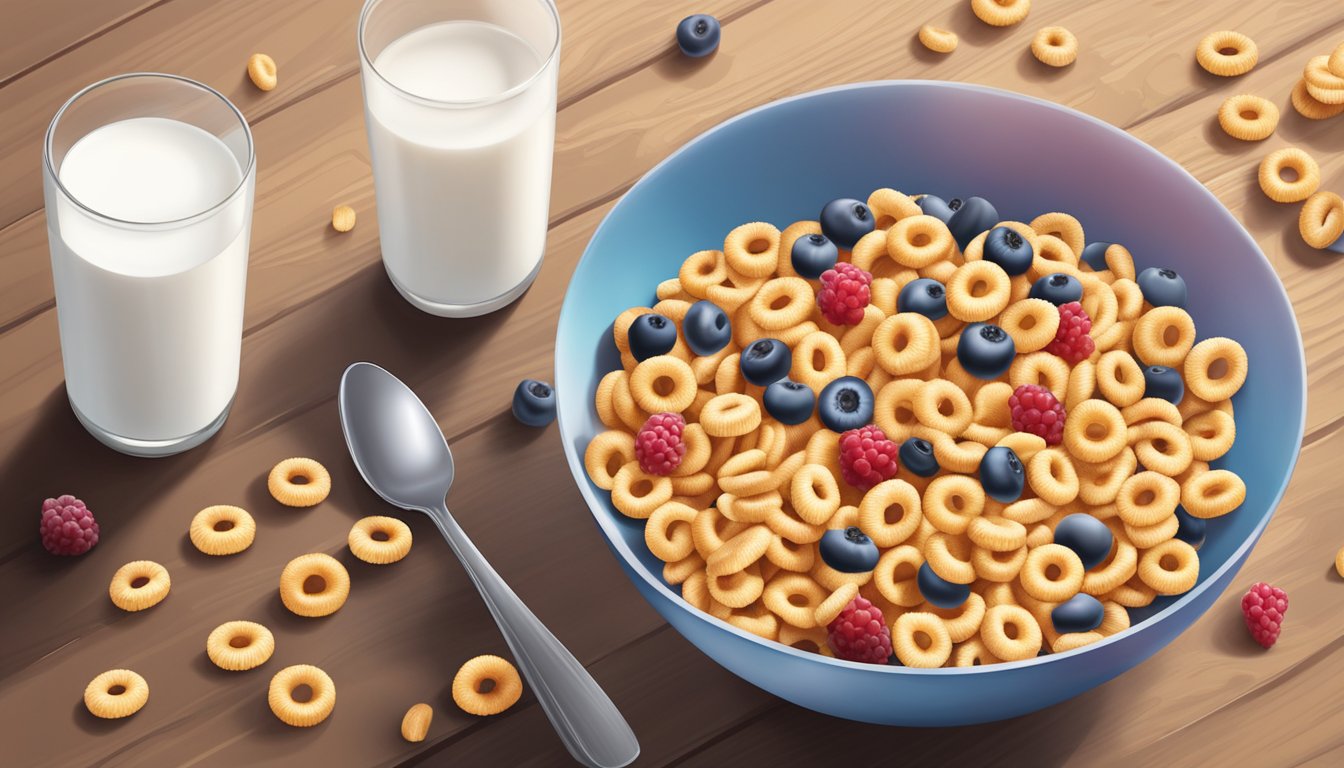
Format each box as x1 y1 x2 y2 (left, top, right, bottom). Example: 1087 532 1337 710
872 314 941 375
1138 539 1200 595
1196 30 1257 76
981 604 1043 661
1027 448 1080 505
1116 471 1180 527
1181 469 1245 519
946 261 1011 323
1183 337 1247 402
918 25 958 54
1064 398 1128 464
749 277 813 330
763 572 829 628
1258 148 1320 203
1299 191 1344 249
348 515 414 564
268 457 332 507
971 0 1031 27
1133 306 1195 367
189 505 256 556
1305 54 1344 94
269 664 336 727
452 655 523 716
206 620 275 671
109 560 171 612
1218 94 1278 141
700 393 762 437
1021 543 1085 602
724 221 780 278
1031 26 1078 67
630 355 697 413
893 612 952 668
923 474 986 535
1291 78 1344 120
247 53 278 91
401 703 433 743
279 553 350 617
997 298 1059 353
84 669 149 719
887 215 954 268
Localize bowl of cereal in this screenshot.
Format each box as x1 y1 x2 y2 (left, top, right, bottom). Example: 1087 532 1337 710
555 81 1305 725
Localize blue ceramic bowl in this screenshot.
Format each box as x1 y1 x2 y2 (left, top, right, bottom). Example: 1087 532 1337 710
555 82 1305 725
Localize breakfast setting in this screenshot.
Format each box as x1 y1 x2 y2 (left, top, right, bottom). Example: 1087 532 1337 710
1 0 1341 765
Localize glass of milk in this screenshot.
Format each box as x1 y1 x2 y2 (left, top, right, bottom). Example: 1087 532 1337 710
358 0 560 317
43 73 255 457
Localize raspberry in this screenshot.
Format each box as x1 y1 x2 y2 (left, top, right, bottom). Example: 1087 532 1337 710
40 495 99 556
1045 301 1096 364
636 413 686 476
1009 384 1067 445
816 262 872 325
837 425 900 491
1240 581 1289 649
826 595 893 664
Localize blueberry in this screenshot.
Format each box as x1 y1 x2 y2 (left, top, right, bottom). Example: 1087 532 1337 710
819 526 880 573
628 313 677 361
819 198 875 249
511 379 556 427
917 194 956 223
740 339 792 386
1142 364 1185 404
1029 272 1083 305
897 278 948 320
946 196 999 251
899 437 939 477
1174 507 1206 550
683 300 732 356
1080 241 1111 271
1051 593 1105 634
790 233 839 279
978 446 1025 503
1137 267 1188 309
982 226 1034 276
763 378 815 425
1053 513 1114 570
956 323 1016 379
817 376 874 432
917 562 970 609
675 14 720 58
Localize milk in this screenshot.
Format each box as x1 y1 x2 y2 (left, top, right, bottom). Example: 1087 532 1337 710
46 116 252 447
362 20 556 315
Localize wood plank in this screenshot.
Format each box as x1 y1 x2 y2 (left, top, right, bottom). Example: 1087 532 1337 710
0 0 162 86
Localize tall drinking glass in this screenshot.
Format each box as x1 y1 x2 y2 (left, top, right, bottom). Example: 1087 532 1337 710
358 0 560 317
43 74 255 457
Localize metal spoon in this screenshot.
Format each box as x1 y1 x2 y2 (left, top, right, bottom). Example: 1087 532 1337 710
338 362 639 768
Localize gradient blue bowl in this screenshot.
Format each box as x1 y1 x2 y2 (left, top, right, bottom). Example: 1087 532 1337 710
555 81 1306 725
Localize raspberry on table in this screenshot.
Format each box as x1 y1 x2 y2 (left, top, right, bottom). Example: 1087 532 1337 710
838 425 900 491
1009 384 1067 445
1240 581 1288 649
1045 301 1095 364
40 495 99 556
636 413 686 476
816 262 872 325
826 595 893 664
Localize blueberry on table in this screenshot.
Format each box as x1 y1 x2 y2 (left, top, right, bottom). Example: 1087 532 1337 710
899 437 939 477
819 198 875 249
763 378 815 425
1142 364 1185 404
740 339 792 386
817 376 874 432
791 233 839 279
1079 241 1111 271
983 225 1034 276
1052 513 1113 570
897 277 948 320
956 322 1016 379
946 196 999 251
1029 272 1083 305
675 14 720 58
627 313 678 362
1174 507 1206 550
917 562 970 609
917 194 956 223
1052 593 1105 634
511 379 556 427
978 446 1025 503
1137 267 1188 308
819 526 880 573
683 300 732 356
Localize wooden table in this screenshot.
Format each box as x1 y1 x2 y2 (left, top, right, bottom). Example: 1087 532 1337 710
2 1 1342 765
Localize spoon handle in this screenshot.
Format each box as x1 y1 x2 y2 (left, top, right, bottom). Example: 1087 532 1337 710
427 502 640 768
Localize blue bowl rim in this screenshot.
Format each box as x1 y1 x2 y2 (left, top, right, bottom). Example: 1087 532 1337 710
556 80 1307 676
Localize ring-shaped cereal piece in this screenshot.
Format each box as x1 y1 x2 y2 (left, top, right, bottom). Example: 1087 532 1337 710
997 298 1060 353
1107 576 1158 608
1064 398 1128 464
1306 53 1344 92
611 462 673 519
189 505 256 556
206 620 276 671
813 582 860 626
871 313 941 375
1031 26 1078 67
839 305 886 357
1181 469 1245 519
1082 537 1138 595
1030 213 1085 257
1051 631 1104 653
925 532 977 585
923 592 986 644
913 379 974 436
708 268 764 314
451 655 523 716
918 25 958 54
613 306 652 355
707 524 772 577
996 432 1047 465
1124 513 1179 549
850 230 896 277
583 430 635 490
1299 190 1344 249
1133 306 1196 367
1010 352 1070 404
927 430 989 474
629 355 697 413
279 553 351 618
980 604 1043 661
1258 148 1321 203
1291 77 1344 120
789 332 847 393
872 544 925 606
1020 543 1085 602
972 381 1013 427
1183 337 1248 402
268 457 332 507
763 572 829 628
886 215 954 268
1127 421 1193 477
971 0 1031 27
765 530 816 573
679 250 727 298
777 221 822 278
945 261 1011 323
748 277 813 330
1064 359 1096 412
1095 351 1146 408
971 544 1028 582
348 516 413 564
84 669 149 719
1027 448 1080 506
858 479 923 547
790 464 841 525
867 188 923 229
892 612 952 668
922 474 986 535
1138 539 1200 595
700 393 762 438
968 515 1027 552
1218 94 1279 141
109 560 171 612
1196 30 1257 76
723 221 780 278
1183 409 1236 462
1115 471 1180 527
708 562 765 607
268 664 336 727
953 637 1002 666
646 502 700 562
1123 397 1183 427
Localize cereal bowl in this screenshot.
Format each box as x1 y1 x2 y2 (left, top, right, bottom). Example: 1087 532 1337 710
555 81 1305 725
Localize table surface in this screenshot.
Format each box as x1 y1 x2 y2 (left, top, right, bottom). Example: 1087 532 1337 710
2 1 1343 766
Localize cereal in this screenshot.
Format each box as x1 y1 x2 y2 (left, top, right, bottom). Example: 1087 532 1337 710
750 277 814 330
892 612 952 667
1027 448 1079 505
348 516 413 564
1116 471 1180 527
858 479 923 546
611 462 673 518
998 298 1060 353
1336 544 1344 578
925 532 976 584
451 655 523 716
1217 95 1278 141
401 703 433 743
1138 539 1200 595
971 0 1031 27
967 515 1027 552
725 222 781 278
980 604 1043 661
1020 544 1084 601
268 457 332 507
268 664 336 727
952 637 1001 666
630 355 697 413
109 560 171 612
1063 399 1127 463
1291 78 1344 119
1183 337 1248 402
84 669 149 719
871 313 941 375
1184 409 1236 461
922 474 985 535
918 25 958 54
1196 30 1257 76
279 553 350 617
1299 191 1344 249
206 620 275 671
1031 27 1078 67
1258 148 1320 203
700 393 762 437
946 260 1011 322
1133 306 1195 367
247 53 277 91
872 545 924 605
1305 54 1344 97
189 505 256 556
331 204 356 232
763 573 828 627
1181 469 1245 519
1331 42 1344 77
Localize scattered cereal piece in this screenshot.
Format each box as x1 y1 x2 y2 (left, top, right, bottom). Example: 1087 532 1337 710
247 53 277 91
1240 582 1287 648
206 620 275 671
108 560 171 612
452 655 523 716
1331 42 1344 78
279 553 350 617
1031 27 1078 68
331 205 356 233
971 0 1031 28
84 669 149 719
918 25 958 54
1299 191 1344 249
267 457 332 507
1195 30 1257 76
268 664 336 726
401 702 433 743
1304 55 1344 103
1290 78 1344 120
1336 544 1344 578
347 516 413 564
1258 148 1321 203
189 505 256 556
40 494 99 556
1216 94 1278 141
